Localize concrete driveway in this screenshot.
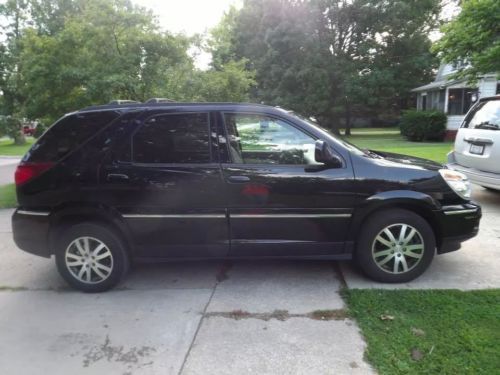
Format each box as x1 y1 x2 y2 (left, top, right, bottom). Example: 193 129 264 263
342 185 500 289
0 211 373 375
0 185 498 374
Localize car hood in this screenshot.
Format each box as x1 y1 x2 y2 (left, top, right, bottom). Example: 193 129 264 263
370 150 444 171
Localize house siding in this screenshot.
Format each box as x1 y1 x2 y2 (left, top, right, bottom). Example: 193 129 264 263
479 76 498 97
447 115 464 130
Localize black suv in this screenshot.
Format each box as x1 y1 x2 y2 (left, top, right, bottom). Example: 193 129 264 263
12 103 481 292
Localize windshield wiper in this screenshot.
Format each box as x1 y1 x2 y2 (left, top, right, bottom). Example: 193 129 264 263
363 149 382 158
475 122 499 130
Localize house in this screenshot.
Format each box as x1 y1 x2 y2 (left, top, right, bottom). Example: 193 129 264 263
412 63 499 139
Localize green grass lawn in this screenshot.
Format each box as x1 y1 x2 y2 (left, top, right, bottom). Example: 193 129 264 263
0 184 17 208
0 137 34 156
343 132 453 163
344 289 500 375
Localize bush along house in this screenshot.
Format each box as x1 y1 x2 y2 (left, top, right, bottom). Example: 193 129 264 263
412 63 499 140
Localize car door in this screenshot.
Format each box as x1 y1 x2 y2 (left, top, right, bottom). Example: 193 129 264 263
218 111 356 257
101 110 229 258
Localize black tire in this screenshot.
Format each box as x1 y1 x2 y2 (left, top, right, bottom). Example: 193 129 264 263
355 209 435 283
55 223 130 292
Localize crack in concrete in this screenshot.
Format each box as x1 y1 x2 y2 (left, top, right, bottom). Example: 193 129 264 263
0 286 28 291
177 274 219 375
204 308 350 321
215 261 232 282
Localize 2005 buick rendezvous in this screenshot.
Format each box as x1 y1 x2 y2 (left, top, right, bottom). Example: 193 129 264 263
12 102 481 292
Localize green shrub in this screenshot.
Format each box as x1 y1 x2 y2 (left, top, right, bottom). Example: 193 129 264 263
400 110 447 142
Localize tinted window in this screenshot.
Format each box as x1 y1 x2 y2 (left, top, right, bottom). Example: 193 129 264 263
133 113 210 163
25 111 120 162
224 113 319 165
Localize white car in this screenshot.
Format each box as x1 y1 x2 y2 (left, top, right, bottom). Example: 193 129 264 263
448 96 500 191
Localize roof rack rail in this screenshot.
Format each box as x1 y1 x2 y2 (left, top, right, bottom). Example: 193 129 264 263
144 98 176 103
108 99 141 105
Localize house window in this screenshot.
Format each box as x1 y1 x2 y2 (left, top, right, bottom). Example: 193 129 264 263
421 94 427 110
448 88 478 115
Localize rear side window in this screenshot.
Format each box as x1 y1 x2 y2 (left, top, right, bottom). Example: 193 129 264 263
132 113 211 164
25 111 120 162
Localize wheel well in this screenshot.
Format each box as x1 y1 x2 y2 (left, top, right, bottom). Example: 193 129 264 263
356 203 442 249
49 213 134 256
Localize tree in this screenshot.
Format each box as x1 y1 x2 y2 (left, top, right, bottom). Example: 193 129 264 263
433 0 500 82
19 0 194 124
210 0 441 134
0 0 256 129
0 0 30 120
0 115 25 145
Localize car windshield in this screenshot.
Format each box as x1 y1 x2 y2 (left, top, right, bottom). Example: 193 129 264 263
464 100 500 130
288 111 370 156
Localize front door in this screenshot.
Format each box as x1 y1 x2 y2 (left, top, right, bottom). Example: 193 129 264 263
219 112 356 257
101 110 229 258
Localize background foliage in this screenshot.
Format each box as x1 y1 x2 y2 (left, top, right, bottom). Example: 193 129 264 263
1 0 497 139
433 0 500 82
400 109 447 142
0 0 255 128
208 0 441 133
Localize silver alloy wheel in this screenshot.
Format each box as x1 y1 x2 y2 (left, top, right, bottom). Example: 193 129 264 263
65 236 114 284
371 223 424 274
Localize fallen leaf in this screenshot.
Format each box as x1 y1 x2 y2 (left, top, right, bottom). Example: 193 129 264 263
380 314 394 321
411 348 424 361
411 327 425 337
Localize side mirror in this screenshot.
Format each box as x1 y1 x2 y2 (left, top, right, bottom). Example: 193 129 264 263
314 140 343 168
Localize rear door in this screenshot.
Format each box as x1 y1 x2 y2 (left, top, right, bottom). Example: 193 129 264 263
218 111 356 257
101 110 229 258
455 99 500 173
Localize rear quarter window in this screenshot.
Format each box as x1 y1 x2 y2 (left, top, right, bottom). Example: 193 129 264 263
24 111 121 162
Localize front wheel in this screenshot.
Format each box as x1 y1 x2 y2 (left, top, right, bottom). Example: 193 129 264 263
356 209 435 283
55 223 129 292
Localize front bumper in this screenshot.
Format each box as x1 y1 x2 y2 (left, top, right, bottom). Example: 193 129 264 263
12 209 51 258
436 203 481 254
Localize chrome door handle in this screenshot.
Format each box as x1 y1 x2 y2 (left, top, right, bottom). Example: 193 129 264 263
227 175 250 183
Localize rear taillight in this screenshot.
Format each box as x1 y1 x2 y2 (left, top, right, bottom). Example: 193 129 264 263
14 162 54 186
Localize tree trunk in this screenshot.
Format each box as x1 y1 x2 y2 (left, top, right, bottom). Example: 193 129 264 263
14 132 26 145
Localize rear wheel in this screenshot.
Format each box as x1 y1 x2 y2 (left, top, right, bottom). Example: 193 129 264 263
55 223 129 292
356 209 435 283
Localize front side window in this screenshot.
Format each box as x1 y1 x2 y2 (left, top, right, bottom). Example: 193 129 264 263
133 113 210 163
223 113 319 165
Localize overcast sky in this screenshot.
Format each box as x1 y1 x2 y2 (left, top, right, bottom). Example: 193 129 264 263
133 0 242 35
